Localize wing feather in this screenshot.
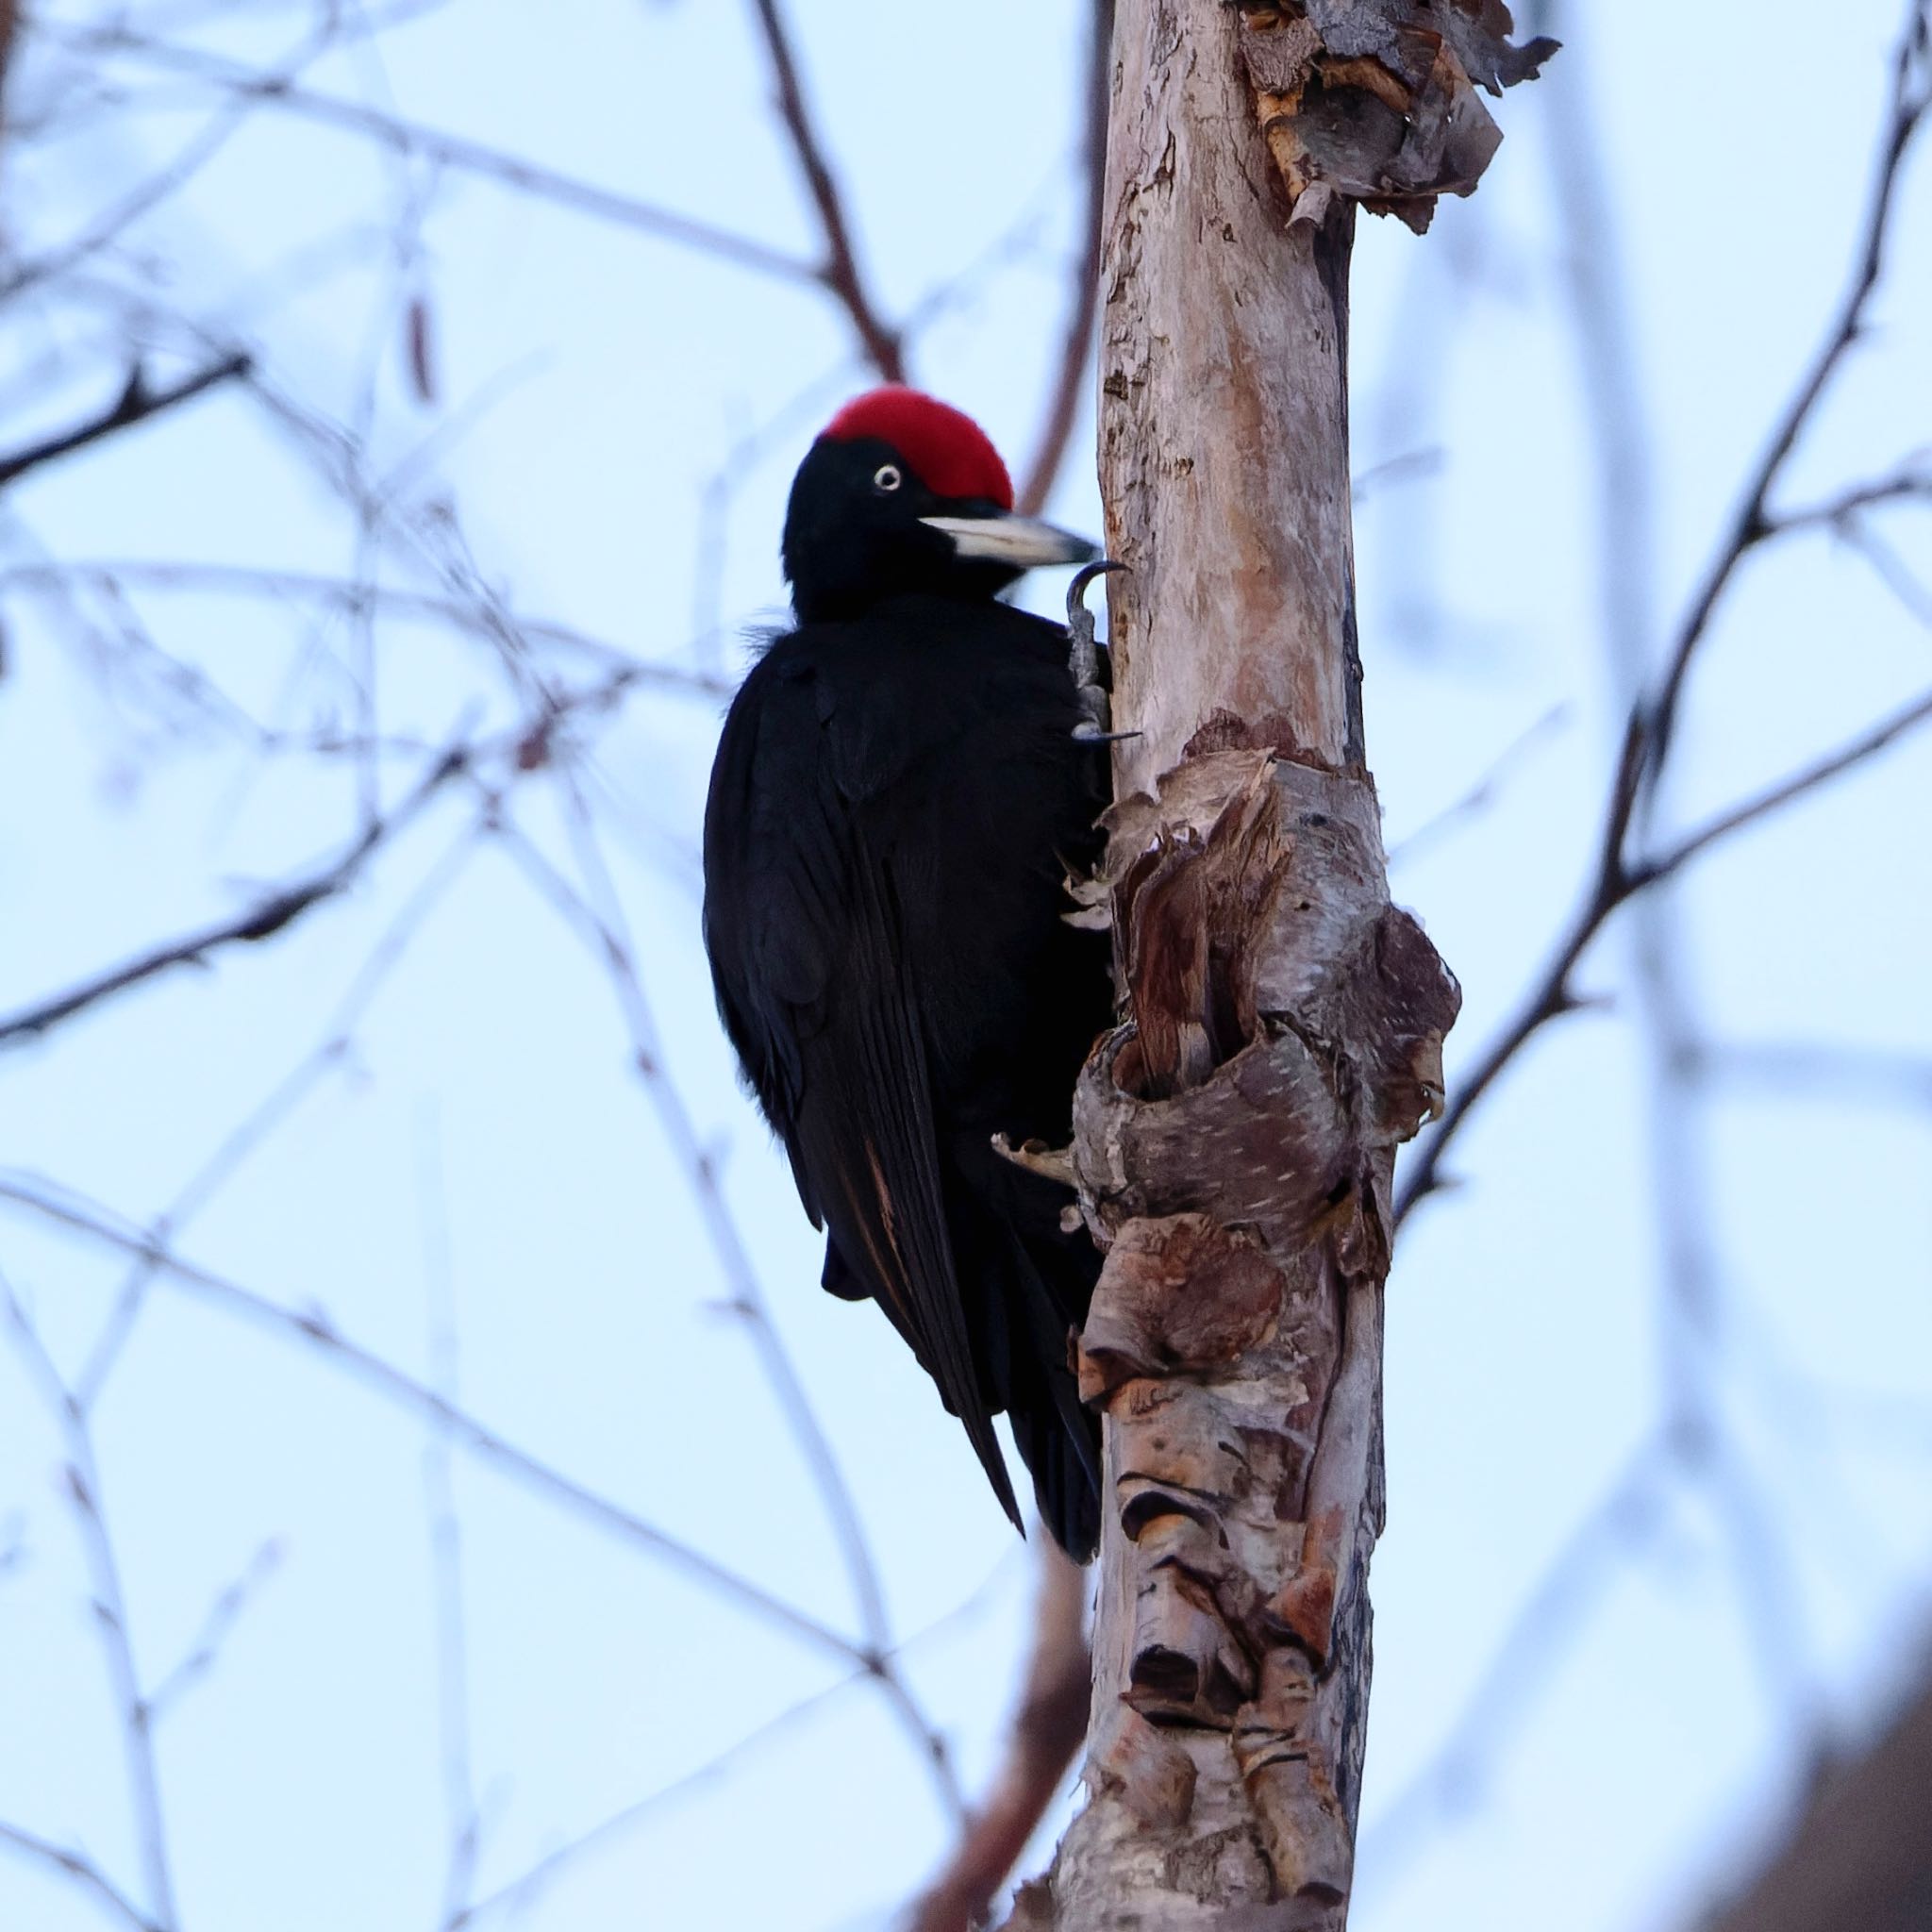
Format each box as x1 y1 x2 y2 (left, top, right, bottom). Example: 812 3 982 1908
702 646 1020 1528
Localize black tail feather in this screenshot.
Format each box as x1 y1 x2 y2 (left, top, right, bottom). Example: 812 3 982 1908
1012 1394 1102 1562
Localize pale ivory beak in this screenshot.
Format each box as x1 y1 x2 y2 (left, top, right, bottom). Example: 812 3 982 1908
920 513 1098 568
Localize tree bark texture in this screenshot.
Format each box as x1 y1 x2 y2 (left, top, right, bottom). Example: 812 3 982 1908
1006 4 1549 1925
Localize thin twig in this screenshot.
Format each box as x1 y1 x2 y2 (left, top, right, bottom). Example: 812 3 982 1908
0 1820 158 1932
46 24 817 286
445 1549 1020 1929
0 741 467 1047
1396 681 1932 1221
1770 463 1932 534
0 1174 865 1667
0 559 726 691
74 824 483 1407
0 354 252 490
1397 2 1932 1222
491 797 966 1822
1630 683 1932 889
2 1277 179 1931
145 1541 284 1721
1385 704 1569 869
748 0 905 379
1015 0 1114 514
1638 1 1932 793
418 1110 482 1927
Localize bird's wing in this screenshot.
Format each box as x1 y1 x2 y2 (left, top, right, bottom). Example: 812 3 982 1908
702 648 1020 1529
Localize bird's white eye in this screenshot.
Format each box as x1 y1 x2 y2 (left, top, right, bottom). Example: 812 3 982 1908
873 463 903 493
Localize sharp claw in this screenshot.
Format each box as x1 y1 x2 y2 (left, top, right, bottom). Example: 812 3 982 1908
1067 558 1128 741
1066 557 1129 630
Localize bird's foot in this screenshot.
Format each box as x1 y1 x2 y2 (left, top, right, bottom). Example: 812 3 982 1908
1066 558 1127 742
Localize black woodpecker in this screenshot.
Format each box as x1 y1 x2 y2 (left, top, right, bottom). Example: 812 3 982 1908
702 386 1113 1559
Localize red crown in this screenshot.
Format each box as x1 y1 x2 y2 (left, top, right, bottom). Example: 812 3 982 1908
821 387 1014 509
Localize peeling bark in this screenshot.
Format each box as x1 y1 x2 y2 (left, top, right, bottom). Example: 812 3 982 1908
1005 0 1546 1924
1027 753 1457 1929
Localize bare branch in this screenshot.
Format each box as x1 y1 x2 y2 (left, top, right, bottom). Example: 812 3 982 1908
3 1277 179 1931
1014 0 1113 515
0 742 467 1047
1691 1038 1932 1111
145 1541 284 1721
910 1546 1089 1932
0 354 252 491
747 0 905 379
45 25 819 287
1633 684 1932 891
1358 1442 1669 1895
1385 704 1570 869
0 1175 868 1667
0 1820 158 1932
75 828 482 1408
0 560 729 693
447 1668 871 1928
1770 462 1932 535
490 798 967 1821
1397 0 1932 1223
1639 0 1932 792
1395 680 1932 1220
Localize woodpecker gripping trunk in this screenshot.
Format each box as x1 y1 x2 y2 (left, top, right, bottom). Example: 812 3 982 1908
1005 4 1551 1924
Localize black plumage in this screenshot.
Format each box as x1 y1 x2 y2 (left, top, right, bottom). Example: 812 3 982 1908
701 388 1113 1558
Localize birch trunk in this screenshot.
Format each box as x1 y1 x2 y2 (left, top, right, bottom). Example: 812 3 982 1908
1004 4 1552 1924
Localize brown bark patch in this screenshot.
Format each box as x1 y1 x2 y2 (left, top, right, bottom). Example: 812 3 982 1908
1236 1 1557 231
1079 1214 1286 1400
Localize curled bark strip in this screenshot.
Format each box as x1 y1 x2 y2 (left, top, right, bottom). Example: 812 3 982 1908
1235 1 1557 231
1027 749 1457 1927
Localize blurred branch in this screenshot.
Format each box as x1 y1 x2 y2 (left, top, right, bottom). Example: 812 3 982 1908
1690 1038 1932 1111
910 1546 1089 1932
0 560 729 694
75 827 481 1407
0 741 468 1048
1358 1440 1670 1899
1638 1 1932 795
748 0 905 379
1014 0 1113 515
1693 1643 1932 1932
1631 683 1932 888
0 1820 158 1932
1396 680 1932 1221
418 1117 481 1928
447 1555 1019 1929
0 354 252 491
1385 703 1569 869
1397 0 1932 1223
2 1274 178 1932
145 1541 284 1721
491 796 966 1821
44 25 819 286
0 1174 865 1667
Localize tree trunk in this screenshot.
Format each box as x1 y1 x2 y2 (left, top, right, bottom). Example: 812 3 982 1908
1005 4 1551 1924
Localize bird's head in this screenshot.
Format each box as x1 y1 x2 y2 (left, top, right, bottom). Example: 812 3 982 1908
781 386 1096 621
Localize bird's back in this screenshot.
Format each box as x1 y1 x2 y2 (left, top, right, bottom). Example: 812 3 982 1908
703 593 1113 1555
